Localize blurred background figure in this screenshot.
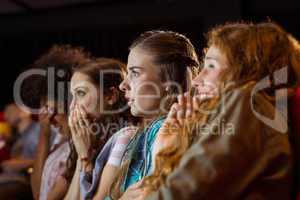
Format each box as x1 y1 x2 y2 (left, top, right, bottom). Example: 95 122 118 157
0 104 40 200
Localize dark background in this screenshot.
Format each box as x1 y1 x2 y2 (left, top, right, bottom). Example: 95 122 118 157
0 0 299 109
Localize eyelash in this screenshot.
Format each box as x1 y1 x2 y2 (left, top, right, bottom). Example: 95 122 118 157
76 90 86 97
208 64 215 68
130 70 139 78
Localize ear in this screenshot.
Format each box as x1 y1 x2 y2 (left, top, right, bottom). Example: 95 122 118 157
105 87 119 106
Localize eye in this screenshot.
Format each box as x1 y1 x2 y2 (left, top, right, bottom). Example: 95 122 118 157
130 70 139 78
76 90 86 97
207 64 215 69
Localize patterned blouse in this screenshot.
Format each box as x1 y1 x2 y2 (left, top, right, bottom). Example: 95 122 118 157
39 139 70 200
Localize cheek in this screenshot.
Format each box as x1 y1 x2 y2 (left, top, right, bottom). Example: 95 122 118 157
204 70 222 83
81 94 99 114
135 83 163 111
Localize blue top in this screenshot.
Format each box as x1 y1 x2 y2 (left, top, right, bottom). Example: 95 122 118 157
121 117 165 191
81 117 165 200
11 122 40 159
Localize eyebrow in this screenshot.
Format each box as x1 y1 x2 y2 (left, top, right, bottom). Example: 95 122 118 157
71 85 87 92
205 56 219 62
128 66 143 71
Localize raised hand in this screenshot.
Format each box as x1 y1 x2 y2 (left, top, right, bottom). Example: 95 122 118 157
69 104 93 161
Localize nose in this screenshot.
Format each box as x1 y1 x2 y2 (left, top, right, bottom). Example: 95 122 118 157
192 71 204 88
119 77 130 92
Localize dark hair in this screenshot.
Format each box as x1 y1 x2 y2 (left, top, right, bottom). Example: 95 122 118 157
21 45 90 110
21 45 91 184
64 58 138 182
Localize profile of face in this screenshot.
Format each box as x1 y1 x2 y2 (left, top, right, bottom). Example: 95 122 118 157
70 72 101 119
119 47 166 117
45 100 69 136
192 45 229 96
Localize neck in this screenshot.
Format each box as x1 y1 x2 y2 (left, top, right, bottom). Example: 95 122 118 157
140 114 161 128
17 118 33 133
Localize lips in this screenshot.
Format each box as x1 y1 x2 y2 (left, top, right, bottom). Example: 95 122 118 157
127 100 134 106
125 94 134 106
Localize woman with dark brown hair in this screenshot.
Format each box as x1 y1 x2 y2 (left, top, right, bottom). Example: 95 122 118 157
132 22 300 200
64 58 139 200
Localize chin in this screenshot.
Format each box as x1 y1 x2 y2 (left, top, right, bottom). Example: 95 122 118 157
130 107 139 116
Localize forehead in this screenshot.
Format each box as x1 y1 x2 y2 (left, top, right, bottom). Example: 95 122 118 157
205 45 228 65
206 46 223 58
127 47 156 70
70 72 92 90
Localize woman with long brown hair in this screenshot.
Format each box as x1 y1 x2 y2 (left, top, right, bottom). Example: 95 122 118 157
134 22 300 200
63 58 138 200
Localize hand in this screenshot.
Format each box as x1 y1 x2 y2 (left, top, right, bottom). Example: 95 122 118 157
154 93 213 153
120 180 149 200
175 92 214 126
39 106 55 125
69 104 93 161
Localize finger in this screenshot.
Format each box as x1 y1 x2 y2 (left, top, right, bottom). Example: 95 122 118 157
177 94 184 107
72 109 80 135
176 103 185 126
166 103 180 127
79 105 89 128
75 106 85 131
69 111 76 137
167 103 178 120
192 96 201 113
184 92 192 119
68 110 74 127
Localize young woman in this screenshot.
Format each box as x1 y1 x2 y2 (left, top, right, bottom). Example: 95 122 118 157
85 30 199 200
29 45 91 200
134 22 300 200
64 58 138 200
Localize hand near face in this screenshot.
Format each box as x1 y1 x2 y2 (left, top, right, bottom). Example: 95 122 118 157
39 106 55 127
154 92 213 155
69 104 93 160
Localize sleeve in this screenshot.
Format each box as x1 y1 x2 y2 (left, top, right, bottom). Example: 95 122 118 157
107 127 137 167
80 133 118 200
146 87 291 200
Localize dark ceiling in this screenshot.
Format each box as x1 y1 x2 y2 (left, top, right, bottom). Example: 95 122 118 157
0 0 97 14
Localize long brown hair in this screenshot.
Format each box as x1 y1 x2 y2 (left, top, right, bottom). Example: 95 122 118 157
109 30 200 199
64 58 137 182
142 22 300 192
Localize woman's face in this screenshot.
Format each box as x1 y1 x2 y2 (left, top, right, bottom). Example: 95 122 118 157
70 72 101 119
192 45 229 96
119 47 165 118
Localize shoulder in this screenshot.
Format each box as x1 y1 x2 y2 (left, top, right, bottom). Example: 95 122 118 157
114 126 138 139
113 126 138 146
